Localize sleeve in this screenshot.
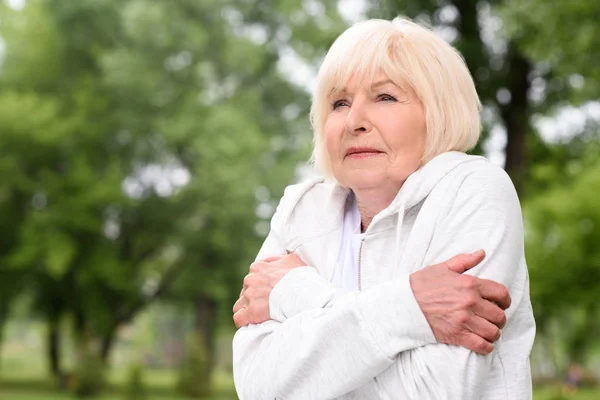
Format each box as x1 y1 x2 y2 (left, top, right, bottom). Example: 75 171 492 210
373 165 533 399
233 186 437 399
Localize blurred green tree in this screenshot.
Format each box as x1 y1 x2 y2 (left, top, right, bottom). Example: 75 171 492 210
0 0 309 392
498 0 600 371
525 143 600 366
501 0 600 99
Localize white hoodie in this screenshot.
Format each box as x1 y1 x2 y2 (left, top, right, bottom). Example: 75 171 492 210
233 152 536 399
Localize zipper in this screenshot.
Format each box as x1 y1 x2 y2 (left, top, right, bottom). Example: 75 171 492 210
357 204 401 291
358 213 388 291
358 236 365 291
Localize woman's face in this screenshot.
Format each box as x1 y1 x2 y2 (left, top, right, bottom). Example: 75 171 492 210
324 71 426 192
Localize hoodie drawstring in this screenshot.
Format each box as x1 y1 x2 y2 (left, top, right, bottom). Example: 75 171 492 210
393 204 406 266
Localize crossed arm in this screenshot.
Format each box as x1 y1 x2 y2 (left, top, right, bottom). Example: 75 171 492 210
234 250 508 353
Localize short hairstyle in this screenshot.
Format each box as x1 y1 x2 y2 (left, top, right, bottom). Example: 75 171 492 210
309 17 482 178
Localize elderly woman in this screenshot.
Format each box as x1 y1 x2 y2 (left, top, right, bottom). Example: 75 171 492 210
232 17 535 399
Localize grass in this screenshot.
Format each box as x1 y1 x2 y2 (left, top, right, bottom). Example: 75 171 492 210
0 335 238 399
0 393 229 400
533 387 600 400
0 385 238 400
1 390 599 400
1 362 597 400
2 381 600 400
0 368 238 400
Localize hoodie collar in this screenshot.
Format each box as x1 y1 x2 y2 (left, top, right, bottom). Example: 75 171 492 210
288 151 485 247
364 151 485 230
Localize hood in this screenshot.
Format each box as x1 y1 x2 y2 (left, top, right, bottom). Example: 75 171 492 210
369 151 485 226
361 151 485 264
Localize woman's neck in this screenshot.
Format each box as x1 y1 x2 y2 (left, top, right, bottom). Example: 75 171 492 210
354 184 402 232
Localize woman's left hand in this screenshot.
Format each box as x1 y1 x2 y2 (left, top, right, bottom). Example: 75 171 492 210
233 253 306 328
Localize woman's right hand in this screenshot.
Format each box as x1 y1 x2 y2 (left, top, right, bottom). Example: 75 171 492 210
233 253 307 329
410 249 511 355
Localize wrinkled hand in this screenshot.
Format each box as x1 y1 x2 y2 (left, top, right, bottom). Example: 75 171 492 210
410 250 511 355
233 253 306 328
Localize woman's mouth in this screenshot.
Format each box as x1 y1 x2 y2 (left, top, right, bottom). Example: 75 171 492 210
345 147 384 159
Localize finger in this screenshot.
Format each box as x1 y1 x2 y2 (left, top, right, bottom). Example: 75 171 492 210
443 250 485 274
460 332 494 355
478 279 511 310
233 308 250 329
260 255 284 263
249 261 264 274
243 273 257 289
473 299 507 329
247 300 271 325
233 297 246 314
466 315 502 343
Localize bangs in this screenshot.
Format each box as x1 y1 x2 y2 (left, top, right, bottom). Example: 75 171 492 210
323 35 385 96
317 22 414 100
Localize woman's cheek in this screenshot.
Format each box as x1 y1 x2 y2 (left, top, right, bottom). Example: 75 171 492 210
324 120 341 161
324 136 337 168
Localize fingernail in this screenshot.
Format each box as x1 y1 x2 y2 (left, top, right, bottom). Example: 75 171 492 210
471 249 484 257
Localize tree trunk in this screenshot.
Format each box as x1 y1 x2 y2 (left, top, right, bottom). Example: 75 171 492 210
73 306 86 339
100 328 116 364
176 295 218 397
0 316 5 373
453 0 489 86
0 284 15 373
501 44 532 197
48 319 62 378
194 295 217 371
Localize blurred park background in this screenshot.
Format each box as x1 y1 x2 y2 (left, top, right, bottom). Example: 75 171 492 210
0 0 598 399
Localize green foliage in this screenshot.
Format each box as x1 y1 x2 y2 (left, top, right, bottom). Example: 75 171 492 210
501 0 600 99
525 157 600 317
0 0 306 382
524 152 600 362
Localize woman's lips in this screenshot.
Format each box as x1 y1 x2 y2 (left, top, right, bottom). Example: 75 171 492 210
345 148 384 159
347 151 382 159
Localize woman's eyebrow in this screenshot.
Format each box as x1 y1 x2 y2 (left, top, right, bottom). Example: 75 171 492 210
371 79 395 89
328 87 348 98
328 79 398 98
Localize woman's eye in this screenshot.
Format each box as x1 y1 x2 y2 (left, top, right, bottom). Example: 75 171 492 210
377 93 397 102
332 99 349 109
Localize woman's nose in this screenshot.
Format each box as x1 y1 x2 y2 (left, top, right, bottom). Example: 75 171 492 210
344 102 372 135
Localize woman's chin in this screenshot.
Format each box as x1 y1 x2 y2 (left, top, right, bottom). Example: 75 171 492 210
340 173 385 191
